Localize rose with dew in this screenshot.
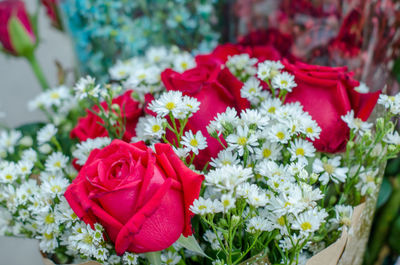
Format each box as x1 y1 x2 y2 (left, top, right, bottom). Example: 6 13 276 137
64 140 204 254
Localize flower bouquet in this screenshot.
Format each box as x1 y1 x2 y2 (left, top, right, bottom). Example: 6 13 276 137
1 39 400 265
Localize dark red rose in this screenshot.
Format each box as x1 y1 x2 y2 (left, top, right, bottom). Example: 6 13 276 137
161 65 250 168
70 90 142 142
283 60 380 153
65 140 203 254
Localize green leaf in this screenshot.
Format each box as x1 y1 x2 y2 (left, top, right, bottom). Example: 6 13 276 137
8 16 36 56
385 156 400 176
177 234 208 258
388 215 400 253
145 251 161 265
377 178 393 208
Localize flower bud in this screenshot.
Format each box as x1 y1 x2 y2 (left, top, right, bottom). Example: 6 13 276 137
231 215 240 226
0 0 36 56
41 0 63 30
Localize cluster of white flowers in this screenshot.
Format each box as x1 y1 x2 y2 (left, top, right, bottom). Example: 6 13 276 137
109 47 196 100
72 137 112 166
378 93 400 115
28 85 77 125
226 54 258 81
148 91 200 119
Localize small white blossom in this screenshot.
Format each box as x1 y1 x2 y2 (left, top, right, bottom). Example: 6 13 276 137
271 71 297 92
181 130 208 155
313 157 348 185
37 124 58 145
341 110 373 135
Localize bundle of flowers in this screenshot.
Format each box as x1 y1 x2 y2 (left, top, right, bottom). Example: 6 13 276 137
1 43 400 265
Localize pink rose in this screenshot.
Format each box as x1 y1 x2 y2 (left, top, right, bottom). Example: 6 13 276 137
64 140 203 254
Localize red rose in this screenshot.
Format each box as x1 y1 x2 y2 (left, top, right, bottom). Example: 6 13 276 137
70 90 142 142
196 29 292 69
283 60 380 153
41 0 63 30
64 140 203 254
0 0 36 56
161 66 250 168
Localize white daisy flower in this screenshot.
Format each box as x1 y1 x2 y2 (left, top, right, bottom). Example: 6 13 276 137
146 47 169 63
161 251 181 265
173 52 196 72
240 109 269 128
313 157 348 185
226 125 258 156
0 130 22 154
271 71 297 92
148 91 184 118
341 110 373 135
292 208 327 235
73 137 111 166
109 61 132 80
21 148 37 163
378 94 400 114
259 97 282 115
257 60 284 80
181 130 208 155
181 96 201 117
246 216 273 233
37 124 58 145
142 116 166 139
190 197 216 215
356 168 379 195
45 152 69 172
73 76 102 99
301 118 321 140
384 131 400 145
41 175 69 198
332 204 353 228
267 124 291 144
241 77 262 104
220 194 236 213
210 149 240 167
288 139 316 163
255 141 282 161
203 230 223 250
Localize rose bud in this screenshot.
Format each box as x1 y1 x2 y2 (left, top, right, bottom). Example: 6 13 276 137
41 0 63 30
0 0 36 57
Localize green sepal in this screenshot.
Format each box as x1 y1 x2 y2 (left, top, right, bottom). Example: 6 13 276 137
8 16 36 57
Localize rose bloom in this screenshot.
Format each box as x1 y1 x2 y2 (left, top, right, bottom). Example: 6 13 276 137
161 65 250 168
64 140 203 254
283 60 380 153
70 90 142 142
195 29 295 69
0 0 36 56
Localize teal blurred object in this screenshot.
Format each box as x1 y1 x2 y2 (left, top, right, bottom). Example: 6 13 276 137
59 0 227 81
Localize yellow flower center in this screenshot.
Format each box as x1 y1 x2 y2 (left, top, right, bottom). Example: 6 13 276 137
198 205 207 210
323 163 334 174
152 124 161 133
165 102 175 110
51 185 61 193
180 62 188 70
45 214 55 224
223 199 231 207
137 73 146 80
44 232 53 240
295 148 305 156
263 148 271 158
300 221 312 231
268 107 276 113
306 127 314 134
53 161 61 168
277 216 285 226
190 138 198 147
5 174 13 181
237 137 247 145
280 80 288 86
276 131 285 140
249 87 256 94
50 92 60 99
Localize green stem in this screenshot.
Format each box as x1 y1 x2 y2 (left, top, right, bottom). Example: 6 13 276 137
26 53 50 90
